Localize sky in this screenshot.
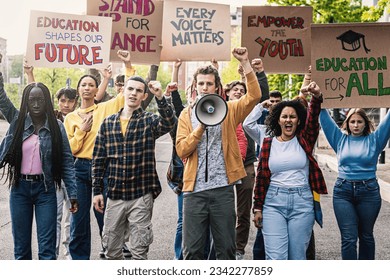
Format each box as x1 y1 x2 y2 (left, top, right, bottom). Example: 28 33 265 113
0 0 267 56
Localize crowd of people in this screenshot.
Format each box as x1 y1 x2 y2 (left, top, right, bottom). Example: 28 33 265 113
0 46 389 261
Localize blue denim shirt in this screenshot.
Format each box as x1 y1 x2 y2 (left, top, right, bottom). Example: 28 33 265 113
0 83 77 199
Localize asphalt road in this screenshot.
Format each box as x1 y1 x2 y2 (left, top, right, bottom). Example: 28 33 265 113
0 119 390 260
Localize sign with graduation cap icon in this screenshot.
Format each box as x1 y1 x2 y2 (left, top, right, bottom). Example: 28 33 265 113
311 23 390 109
337 30 371 54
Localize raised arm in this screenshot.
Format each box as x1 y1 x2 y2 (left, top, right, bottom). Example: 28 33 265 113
141 64 159 110
232 47 262 124
299 65 312 101
374 109 390 151
94 64 113 102
243 102 267 146
319 109 343 153
24 59 35 84
171 59 182 84
300 81 322 150
0 71 19 122
252 58 269 102
164 82 184 118
148 81 176 138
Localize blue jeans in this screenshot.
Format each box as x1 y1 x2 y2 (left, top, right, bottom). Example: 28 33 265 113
333 177 381 260
93 177 108 241
262 185 314 260
253 228 316 260
10 179 57 260
253 228 266 260
174 192 183 260
69 158 92 260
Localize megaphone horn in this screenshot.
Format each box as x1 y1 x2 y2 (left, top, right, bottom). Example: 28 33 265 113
195 94 228 126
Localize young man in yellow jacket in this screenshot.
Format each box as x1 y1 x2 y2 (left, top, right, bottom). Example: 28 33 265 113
176 47 261 260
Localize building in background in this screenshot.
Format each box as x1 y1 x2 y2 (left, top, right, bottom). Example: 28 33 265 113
0 37 7 81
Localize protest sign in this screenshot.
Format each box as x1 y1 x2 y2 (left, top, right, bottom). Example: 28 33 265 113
87 0 163 65
242 6 312 74
160 0 231 61
26 10 112 69
311 23 390 108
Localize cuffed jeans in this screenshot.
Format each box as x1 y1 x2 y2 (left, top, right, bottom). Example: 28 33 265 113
183 186 236 260
10 179 57 260
262 185 314 260
333 177 381 260
69 158 92 260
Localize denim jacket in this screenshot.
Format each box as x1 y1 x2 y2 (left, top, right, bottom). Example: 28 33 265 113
0 83 77 199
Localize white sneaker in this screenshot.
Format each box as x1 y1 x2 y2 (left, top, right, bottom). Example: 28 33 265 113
236 252 244 260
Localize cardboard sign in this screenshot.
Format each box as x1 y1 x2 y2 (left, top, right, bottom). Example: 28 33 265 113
87 0 163 65
311 23 390 108
242 6 312 74
26 10 112 69
160 0 231 61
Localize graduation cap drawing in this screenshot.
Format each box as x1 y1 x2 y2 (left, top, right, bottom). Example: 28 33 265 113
337 30 371 53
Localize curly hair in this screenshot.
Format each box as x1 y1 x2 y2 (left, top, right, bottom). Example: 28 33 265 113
265 100 307 137
0 83 63 188
341 108 374 136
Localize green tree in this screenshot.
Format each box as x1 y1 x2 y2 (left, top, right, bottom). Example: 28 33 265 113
4 83 22 109
9 55 24 79
266 0 388 98
362 0 390 21
3 66 86 109
33 67 86 92
221 26 243 85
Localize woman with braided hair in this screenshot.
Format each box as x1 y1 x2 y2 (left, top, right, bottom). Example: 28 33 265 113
0 75 78 260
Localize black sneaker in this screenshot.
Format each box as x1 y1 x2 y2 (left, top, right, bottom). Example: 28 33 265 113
122 244 132 258
99 247 106 258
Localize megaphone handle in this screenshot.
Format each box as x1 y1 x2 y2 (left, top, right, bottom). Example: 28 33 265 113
205 127 208 182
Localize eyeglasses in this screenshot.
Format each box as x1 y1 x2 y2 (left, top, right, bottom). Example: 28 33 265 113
115 83 124 87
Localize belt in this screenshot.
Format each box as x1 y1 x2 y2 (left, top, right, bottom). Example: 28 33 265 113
20 174 44 181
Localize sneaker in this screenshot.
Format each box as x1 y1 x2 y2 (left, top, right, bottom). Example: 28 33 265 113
236 252 244 260
99 247 106 258
122 244 132 258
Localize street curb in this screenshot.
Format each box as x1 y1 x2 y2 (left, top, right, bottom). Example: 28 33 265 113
316 153 390 203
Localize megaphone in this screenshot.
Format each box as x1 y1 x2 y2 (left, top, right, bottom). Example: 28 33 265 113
195 94 228 126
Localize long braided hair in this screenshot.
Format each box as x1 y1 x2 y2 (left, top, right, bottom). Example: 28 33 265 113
0 83 63 188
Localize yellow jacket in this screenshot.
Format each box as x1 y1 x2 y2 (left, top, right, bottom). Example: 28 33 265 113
176 71 261 192
64 93 124 160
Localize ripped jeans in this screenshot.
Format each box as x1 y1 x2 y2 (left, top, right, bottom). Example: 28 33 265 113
102 193 154 260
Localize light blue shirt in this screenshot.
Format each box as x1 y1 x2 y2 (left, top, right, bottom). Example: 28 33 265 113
319 109 390 180
243 103 267 146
